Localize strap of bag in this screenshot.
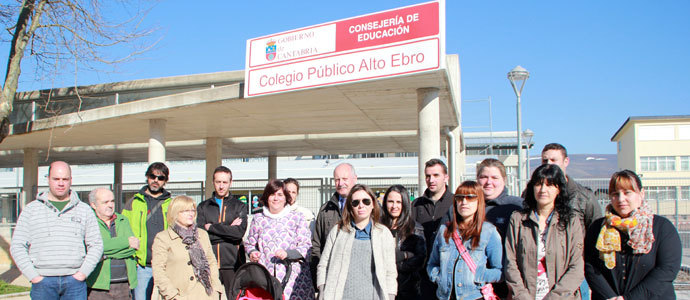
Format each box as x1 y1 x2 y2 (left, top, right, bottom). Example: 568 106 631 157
146 199 165 222
452 231 477 273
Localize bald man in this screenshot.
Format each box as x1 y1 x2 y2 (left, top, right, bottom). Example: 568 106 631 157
86 188 138 299
11 161 103 300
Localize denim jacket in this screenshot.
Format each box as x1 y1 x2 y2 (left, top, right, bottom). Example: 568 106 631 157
427 222 503 300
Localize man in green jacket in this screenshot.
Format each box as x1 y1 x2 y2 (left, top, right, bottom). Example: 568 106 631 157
122 162 172 300
87 188 138 299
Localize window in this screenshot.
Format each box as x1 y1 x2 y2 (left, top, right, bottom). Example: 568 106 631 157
681 156 690 171
640 156 675 171
681 186 690 201
645 186 677 202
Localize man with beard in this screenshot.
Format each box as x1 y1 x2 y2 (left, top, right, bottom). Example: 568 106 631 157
122 162 172 300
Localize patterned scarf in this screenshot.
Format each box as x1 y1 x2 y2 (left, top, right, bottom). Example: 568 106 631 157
172 224 213 295
595 201 654 269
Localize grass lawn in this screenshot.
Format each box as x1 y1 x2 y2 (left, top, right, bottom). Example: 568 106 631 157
0 280 30 295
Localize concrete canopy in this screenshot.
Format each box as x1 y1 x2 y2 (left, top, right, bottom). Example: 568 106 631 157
0 55 461 168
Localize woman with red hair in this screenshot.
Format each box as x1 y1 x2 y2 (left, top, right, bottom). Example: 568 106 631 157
427 180 503 300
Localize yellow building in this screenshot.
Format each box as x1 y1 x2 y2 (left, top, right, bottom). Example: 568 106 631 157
611 115 690 217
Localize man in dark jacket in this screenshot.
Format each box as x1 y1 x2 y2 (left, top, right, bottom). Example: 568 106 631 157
311 163 357 288
410 158 454 300
197 166 248 296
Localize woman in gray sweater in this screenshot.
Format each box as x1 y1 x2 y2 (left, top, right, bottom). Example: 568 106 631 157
316 184 397 300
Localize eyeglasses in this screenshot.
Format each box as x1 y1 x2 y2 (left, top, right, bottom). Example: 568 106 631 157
454 194 478 202
351 198 372 207
148 174 167 181
180 209 196 214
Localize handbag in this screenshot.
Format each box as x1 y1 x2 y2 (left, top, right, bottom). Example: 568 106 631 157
451 231 500 300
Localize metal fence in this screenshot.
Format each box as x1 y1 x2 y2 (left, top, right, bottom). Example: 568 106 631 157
4 176 690 229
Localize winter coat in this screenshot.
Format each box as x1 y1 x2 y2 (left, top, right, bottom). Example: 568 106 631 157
10 191 103 280
427 222 503 300
411 187 455 257
566 176 603 231
197 193 248 270
503 210 584 300
584 215 681 300
316 222 397 300
86 212 138 290
151 227 223 300
392 225 426 300
311 193 342 277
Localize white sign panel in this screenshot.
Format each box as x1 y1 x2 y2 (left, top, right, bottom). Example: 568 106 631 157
245 1 443 97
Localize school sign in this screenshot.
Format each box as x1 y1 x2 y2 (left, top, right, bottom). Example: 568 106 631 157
244 1 445 97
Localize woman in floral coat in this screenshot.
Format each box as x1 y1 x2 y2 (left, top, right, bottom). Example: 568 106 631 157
244 179 315 300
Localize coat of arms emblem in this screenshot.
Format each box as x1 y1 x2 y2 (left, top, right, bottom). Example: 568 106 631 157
266 41 277 61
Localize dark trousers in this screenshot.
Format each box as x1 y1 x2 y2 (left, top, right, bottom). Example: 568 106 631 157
419 271 438 300
219 268 236 297
87 282 131 300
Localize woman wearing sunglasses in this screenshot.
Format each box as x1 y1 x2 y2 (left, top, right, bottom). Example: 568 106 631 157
381 185 426 300
316 184 397 300
584 170 681 300
504 164 584 300
427 181 503 300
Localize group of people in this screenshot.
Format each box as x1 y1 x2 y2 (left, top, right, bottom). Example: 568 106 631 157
9 142 683 300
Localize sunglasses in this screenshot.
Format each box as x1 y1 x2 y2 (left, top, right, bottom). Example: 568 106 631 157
454 194 478 202
148 174 167 181
351 198 372 207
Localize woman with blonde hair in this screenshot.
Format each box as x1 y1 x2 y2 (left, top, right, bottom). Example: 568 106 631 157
317 184 397 300
152 195 223 299
584 170 681 300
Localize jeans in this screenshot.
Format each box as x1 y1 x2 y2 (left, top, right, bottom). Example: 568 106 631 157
30 275 87 300
134 266 154 300
580 279 591 300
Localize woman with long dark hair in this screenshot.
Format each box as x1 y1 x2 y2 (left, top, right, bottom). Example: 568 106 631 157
584 170 681 300
504 164 584 300
381 185 426 300
316 184 397 300
427 181 502 300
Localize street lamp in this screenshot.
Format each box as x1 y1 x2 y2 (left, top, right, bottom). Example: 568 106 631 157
508 66 529 192
523 129 534 179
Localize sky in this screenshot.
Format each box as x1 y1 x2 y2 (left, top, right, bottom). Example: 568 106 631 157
4 0 690 155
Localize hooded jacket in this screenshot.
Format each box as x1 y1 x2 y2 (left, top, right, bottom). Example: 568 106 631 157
122 186 172 266
10 191 103 280
196 192 248 270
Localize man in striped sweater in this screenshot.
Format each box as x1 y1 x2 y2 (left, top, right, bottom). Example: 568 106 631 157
10 161 103 299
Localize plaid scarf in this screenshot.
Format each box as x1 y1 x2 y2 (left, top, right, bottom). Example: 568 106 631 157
172 224 213 295
595 201 654 269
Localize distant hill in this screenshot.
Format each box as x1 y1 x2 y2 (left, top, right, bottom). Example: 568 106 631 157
529 154 617 179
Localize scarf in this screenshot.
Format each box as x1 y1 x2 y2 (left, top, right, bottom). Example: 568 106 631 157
595 201 654 269
172 224 213 295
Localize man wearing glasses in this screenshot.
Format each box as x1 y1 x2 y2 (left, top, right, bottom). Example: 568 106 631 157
123 162 172 300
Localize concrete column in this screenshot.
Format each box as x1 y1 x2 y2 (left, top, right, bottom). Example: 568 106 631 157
113 162 123 212
22 149 39 208
268 155 277 180
148 119 166 164
205 138 222 199
417 88 440 191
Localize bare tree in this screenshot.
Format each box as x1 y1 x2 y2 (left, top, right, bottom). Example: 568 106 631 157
0 0 156 143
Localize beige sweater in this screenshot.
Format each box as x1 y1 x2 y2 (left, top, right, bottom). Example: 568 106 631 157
316 222 397 300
